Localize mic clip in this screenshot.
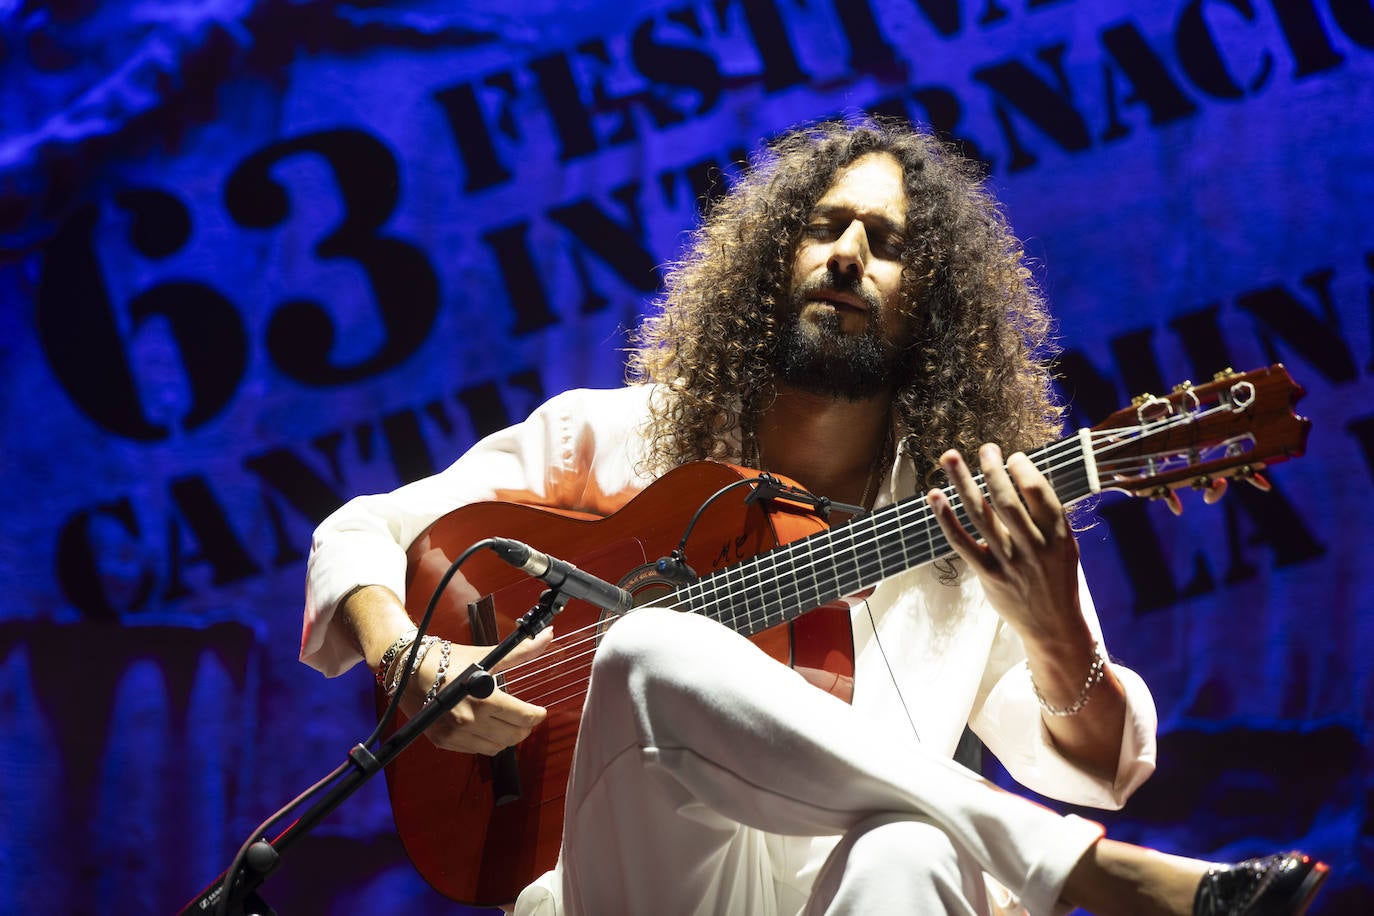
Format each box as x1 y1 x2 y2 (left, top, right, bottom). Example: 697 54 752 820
744 472 865 521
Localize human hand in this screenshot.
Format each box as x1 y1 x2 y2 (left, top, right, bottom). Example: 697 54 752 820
926 444 1083 643
393 627 552 756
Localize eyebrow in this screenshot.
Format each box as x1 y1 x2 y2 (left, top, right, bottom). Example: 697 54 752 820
808 205 905 239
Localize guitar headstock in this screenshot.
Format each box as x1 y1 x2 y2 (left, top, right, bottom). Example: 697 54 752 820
1087 365 1310 500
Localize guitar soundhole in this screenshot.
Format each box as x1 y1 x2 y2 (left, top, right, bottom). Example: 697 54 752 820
602 561 696 642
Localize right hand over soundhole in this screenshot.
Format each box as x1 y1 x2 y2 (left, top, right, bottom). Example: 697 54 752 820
396 629 552 756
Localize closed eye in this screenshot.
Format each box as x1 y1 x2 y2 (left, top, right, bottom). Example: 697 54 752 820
804 223 841 240
804 219 903 259
870 235 904 259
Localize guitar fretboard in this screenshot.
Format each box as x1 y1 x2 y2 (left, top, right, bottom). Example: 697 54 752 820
665 433 1097 636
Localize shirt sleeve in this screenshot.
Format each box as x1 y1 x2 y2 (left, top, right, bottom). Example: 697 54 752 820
299 386 652 676
968 566 1159 809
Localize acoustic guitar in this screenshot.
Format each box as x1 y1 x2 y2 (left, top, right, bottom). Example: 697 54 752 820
379 365 1309 906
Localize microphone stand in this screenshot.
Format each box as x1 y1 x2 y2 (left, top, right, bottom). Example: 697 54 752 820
180 588 570 916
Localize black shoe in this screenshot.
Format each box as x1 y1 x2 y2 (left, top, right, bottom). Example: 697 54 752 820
1193 851 1330 915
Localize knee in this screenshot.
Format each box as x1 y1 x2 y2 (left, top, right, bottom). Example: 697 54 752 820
848 817 962 880
590 605 695 687
591 608 766 720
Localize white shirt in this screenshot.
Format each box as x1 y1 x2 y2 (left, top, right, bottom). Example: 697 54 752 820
302 384 1157 811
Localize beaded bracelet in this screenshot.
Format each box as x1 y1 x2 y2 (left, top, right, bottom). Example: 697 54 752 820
422 640 453 706
374 627 419 687
1028 643 1107 717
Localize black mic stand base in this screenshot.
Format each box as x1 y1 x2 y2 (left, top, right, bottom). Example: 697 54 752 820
180 589 567 916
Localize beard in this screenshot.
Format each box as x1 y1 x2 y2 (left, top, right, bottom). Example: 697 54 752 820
771 276 908 401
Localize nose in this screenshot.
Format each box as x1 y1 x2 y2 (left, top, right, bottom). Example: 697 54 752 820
828 220 869 279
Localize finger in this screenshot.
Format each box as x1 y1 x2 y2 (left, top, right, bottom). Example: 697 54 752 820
430 720 518 755
938 449 998 542
927 486 995 571
480 688 547 728
493 626 555 673
978 444 1037 547
431 693 544 753
466 736 509 756
429 724 511 756
1003 451 1067 537
472 700 544 745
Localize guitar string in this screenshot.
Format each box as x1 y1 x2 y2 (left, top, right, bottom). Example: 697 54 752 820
683 417 1232 638
498 495 1000 701
495 403 1249 701
504 486 1197 704
499 412 1243 703
500 420 1237 705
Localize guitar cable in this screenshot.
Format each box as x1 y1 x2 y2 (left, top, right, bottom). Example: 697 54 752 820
679 471 923 748
862 596 923 746
671 471 869 566
206 539 493 916
364 539 494 747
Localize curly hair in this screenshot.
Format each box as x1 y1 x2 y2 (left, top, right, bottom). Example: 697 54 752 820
628 118 1063 485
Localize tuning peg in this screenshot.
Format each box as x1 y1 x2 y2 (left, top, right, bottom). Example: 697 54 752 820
1228 464 1273 492
1191 476 1229 504
1150 487 1184 515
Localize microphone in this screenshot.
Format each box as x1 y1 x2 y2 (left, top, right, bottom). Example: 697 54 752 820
490 538 634 613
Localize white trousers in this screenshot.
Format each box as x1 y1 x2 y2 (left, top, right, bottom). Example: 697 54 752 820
538 607 1103 916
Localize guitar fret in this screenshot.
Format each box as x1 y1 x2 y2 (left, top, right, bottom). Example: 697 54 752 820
778 549 806 612
684 435 1094 637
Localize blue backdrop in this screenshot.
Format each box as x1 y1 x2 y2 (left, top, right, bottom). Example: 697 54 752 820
1 1 1371 912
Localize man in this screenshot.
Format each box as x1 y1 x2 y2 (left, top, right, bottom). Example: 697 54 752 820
301 120 1326 914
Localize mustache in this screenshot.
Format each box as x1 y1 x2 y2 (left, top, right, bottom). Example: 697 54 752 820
792 273 882 314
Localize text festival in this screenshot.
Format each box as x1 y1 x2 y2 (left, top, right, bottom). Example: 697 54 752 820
38 0 1373 622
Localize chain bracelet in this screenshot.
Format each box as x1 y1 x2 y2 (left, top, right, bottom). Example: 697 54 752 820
1028 643 1107 717
422 640 453 706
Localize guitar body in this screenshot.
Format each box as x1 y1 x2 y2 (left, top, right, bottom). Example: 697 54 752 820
381 461 856 906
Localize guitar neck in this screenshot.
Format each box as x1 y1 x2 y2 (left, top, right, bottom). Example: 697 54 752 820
666 432 1098 636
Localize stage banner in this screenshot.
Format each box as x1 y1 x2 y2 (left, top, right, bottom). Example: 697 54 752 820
1 1 1370 912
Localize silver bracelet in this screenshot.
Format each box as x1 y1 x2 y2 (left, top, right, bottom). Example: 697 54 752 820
388 635 437 696
422 640 453 706
1028 643 1107 717
374 627 419 687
